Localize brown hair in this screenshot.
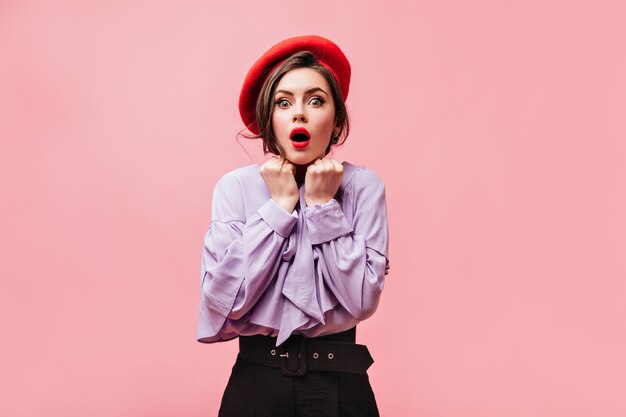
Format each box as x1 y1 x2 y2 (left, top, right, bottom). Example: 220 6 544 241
245 51 350 159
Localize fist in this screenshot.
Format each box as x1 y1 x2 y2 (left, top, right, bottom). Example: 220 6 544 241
260 156 299 213
304 158 344 208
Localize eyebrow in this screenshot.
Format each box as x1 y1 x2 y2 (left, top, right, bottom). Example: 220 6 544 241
274 87 329 97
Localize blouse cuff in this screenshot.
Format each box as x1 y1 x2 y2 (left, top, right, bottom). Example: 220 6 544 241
305 199 353 244
257 199 298 238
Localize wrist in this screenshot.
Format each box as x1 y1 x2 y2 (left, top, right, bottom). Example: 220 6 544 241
305 197 333 208
273 197 297 213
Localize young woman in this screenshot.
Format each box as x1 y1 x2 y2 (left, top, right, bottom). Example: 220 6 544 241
197 35 390 417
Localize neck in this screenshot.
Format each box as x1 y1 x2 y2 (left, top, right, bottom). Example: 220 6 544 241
295 164 307 186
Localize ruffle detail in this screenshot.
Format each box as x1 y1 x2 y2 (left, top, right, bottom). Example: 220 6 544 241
248 187 339 345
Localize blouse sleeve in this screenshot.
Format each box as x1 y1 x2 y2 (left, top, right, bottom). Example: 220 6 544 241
305 168 390 321
197 173 298 342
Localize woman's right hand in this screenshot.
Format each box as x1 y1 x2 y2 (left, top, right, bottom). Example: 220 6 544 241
260 156 299 213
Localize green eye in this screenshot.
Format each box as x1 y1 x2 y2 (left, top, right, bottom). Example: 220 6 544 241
276 98 290 108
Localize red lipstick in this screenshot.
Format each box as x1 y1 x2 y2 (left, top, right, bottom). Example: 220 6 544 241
289 127 311 149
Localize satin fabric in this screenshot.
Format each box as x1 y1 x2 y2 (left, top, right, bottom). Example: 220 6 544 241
197 162 389 345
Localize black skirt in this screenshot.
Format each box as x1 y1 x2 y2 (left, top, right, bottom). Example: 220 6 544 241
218 328 380 417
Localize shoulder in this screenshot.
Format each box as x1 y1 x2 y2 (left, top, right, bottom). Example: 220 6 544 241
211 164 263 222
341 161 385 194
340 162 388 245
214 163 262 190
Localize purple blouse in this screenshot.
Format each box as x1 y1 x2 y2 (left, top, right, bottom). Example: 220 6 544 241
197 161 389 346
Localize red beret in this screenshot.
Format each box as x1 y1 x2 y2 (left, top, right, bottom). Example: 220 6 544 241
239 35 351 135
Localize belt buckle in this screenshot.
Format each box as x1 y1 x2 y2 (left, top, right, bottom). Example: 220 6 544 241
278 335 306 376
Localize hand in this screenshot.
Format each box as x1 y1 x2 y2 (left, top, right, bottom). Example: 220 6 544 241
304 158 344 208
260 156 299 213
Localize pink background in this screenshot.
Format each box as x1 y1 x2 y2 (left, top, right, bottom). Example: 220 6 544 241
1 1 625 416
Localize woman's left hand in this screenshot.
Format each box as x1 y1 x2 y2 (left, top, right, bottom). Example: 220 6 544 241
304 158 344 207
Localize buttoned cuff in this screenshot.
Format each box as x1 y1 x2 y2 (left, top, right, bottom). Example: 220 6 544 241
257 199 298 238
305 199 353 244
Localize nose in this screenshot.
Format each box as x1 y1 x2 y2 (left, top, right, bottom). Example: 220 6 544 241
292 110 307 123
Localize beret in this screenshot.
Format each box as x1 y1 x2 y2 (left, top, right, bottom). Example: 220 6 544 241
239 35 351 135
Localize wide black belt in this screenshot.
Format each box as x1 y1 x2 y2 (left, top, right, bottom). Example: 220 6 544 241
238 327 374 376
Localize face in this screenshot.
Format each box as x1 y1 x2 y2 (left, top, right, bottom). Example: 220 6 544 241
271 67 337 165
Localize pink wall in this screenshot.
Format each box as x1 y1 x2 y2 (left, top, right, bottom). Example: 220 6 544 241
2 1 625 416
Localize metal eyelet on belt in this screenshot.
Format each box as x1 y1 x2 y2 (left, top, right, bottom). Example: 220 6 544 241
270 349 276 356
313 352 319 359
328 353 334 359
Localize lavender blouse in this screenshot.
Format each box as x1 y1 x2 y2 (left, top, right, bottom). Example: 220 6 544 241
197 161 389 346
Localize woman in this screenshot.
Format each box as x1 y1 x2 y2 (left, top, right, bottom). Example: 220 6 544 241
197 35 390 417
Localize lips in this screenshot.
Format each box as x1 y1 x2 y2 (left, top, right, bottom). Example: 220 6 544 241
289 127 311 149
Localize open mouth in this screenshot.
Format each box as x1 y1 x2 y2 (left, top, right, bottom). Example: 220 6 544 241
290 133 309 142
289 127 311 149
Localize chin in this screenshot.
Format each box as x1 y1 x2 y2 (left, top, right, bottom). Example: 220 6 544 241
286 153 317 166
